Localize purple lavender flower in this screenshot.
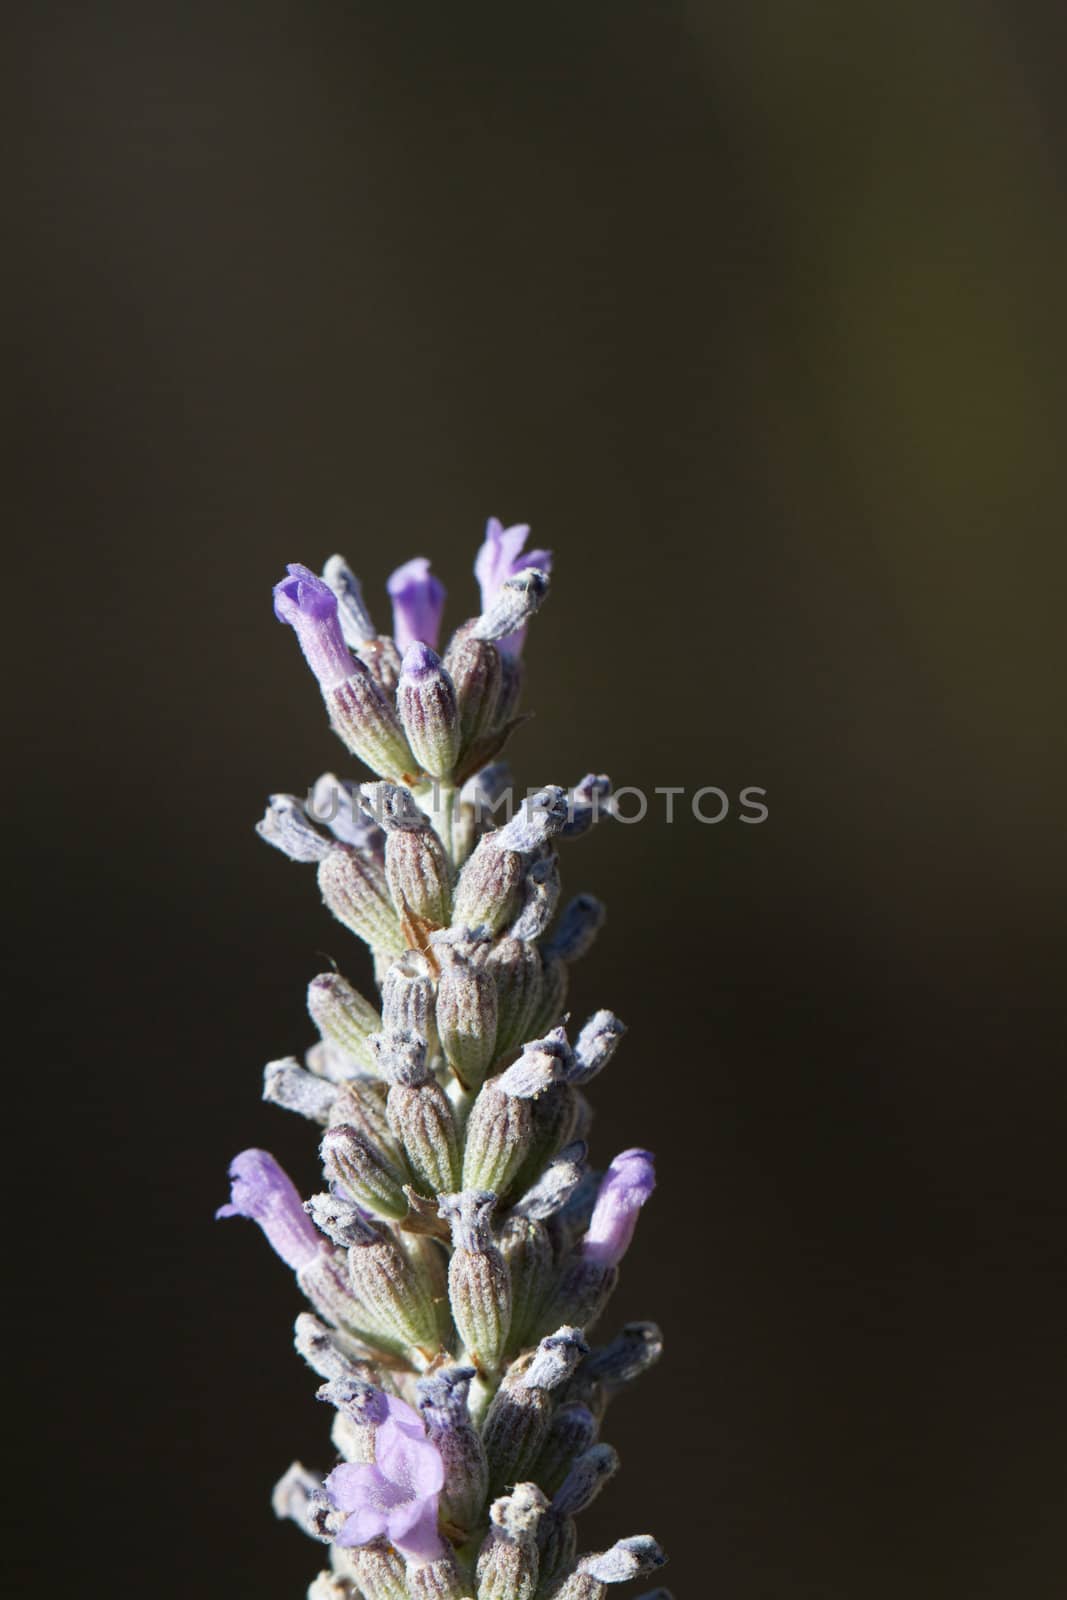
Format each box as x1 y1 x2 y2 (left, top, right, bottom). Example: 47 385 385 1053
273 564 355 692
325 1395 445 1563
386 557 446 655
216 1148 323 1272
580 1148 656 1268
473 517 552 658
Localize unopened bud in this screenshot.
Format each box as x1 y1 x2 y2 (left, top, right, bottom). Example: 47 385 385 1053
344 1545 411 1600
444 625 504 750
476 1482 548 1600
435 945 499 1091
397 642 461 779
452 834 525 936
416 1365 488 1534
581 1537 666 1585
329 1077 405 1165
318 847 406 958
307 973 384 1075
560 774 612 838
512 1142 588 1222
304 1192 381 1248
293 1312 376 1385
439 1191 512 1374
308 772 386 853
320 1123 409 1222
297 1250 409 1363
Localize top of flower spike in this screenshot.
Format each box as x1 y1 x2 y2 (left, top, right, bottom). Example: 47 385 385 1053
474 518 553 658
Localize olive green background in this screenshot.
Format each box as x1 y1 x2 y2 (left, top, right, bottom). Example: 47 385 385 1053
11 3 1066 1595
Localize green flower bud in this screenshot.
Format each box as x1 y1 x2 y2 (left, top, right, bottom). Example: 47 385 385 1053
318 847 406 958
435 942 499 1092
439 1191 512 1375
397 643 461 780
307 972 383 1075
323 658 418 782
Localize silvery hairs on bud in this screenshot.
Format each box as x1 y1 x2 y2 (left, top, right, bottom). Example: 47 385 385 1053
227 529 666 1591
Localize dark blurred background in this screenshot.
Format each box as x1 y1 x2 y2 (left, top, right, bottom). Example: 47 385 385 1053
10 2 1067 1596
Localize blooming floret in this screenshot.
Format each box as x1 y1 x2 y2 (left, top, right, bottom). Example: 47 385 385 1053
325 1395 445 1563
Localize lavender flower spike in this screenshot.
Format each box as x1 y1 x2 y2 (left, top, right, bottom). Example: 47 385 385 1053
324 1396 446 1564
216 1148 322 1272
273 564 354 691
227 520 667 1590
386 556 446 654
581 1148 656 1267
474 515 553 657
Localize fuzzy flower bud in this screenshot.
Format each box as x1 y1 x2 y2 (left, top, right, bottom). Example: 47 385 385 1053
484 936 543 1057
415 1365 488 1535
397 642 461 779
307 773 386 853
308 974 383 1076
216 1149 322 1272
377 1030 461 1197
344 1221 442 1362
498 1213 556 1355
553 1443 620 1518
560 775 612 839
475 1482 549 1600
380 954 438 1055
532 1402 599 1496
321 1124 410 1223
508 853 561 941
362 783 454 936
317 848 406 959
461 1038 567 1197
434 943 499 1092
439 1191 512 1374
322 554 377 647
481 1328 588 1496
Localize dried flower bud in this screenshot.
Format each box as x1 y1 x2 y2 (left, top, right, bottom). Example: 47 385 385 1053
263 1057 338 1124
307 1570 353 1600
472 567 550 644
318 848 406 959
378 1032 461 1196
481 1328 588 1495
569 1011 626 1088
560 775 612 839
512 1142 588 1222
475 1482 549 1600
461 1039 566 1197
381 953 438 1055
321 1124 410 1223
544 895 606 964
486 937 544 1059
439 1191 512 1374
272 1461 333 1541
293 1312 375 1385
397 642 461 779
307 973 384 1076
435 944 499 1092
322 554 377 647
416 1365 488 1534
492 787 570 856
507 853 561 941
580 1537 667 1585
304 1192 382 1249
532 1402 599 1496
553 1444 619 1518
345 1227 442 1362
361 783 454 936
307 772 386 854
498 1214 556 1355
257 794 333 863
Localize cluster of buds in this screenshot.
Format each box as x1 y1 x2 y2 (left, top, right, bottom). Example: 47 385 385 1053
221 519 670 1599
